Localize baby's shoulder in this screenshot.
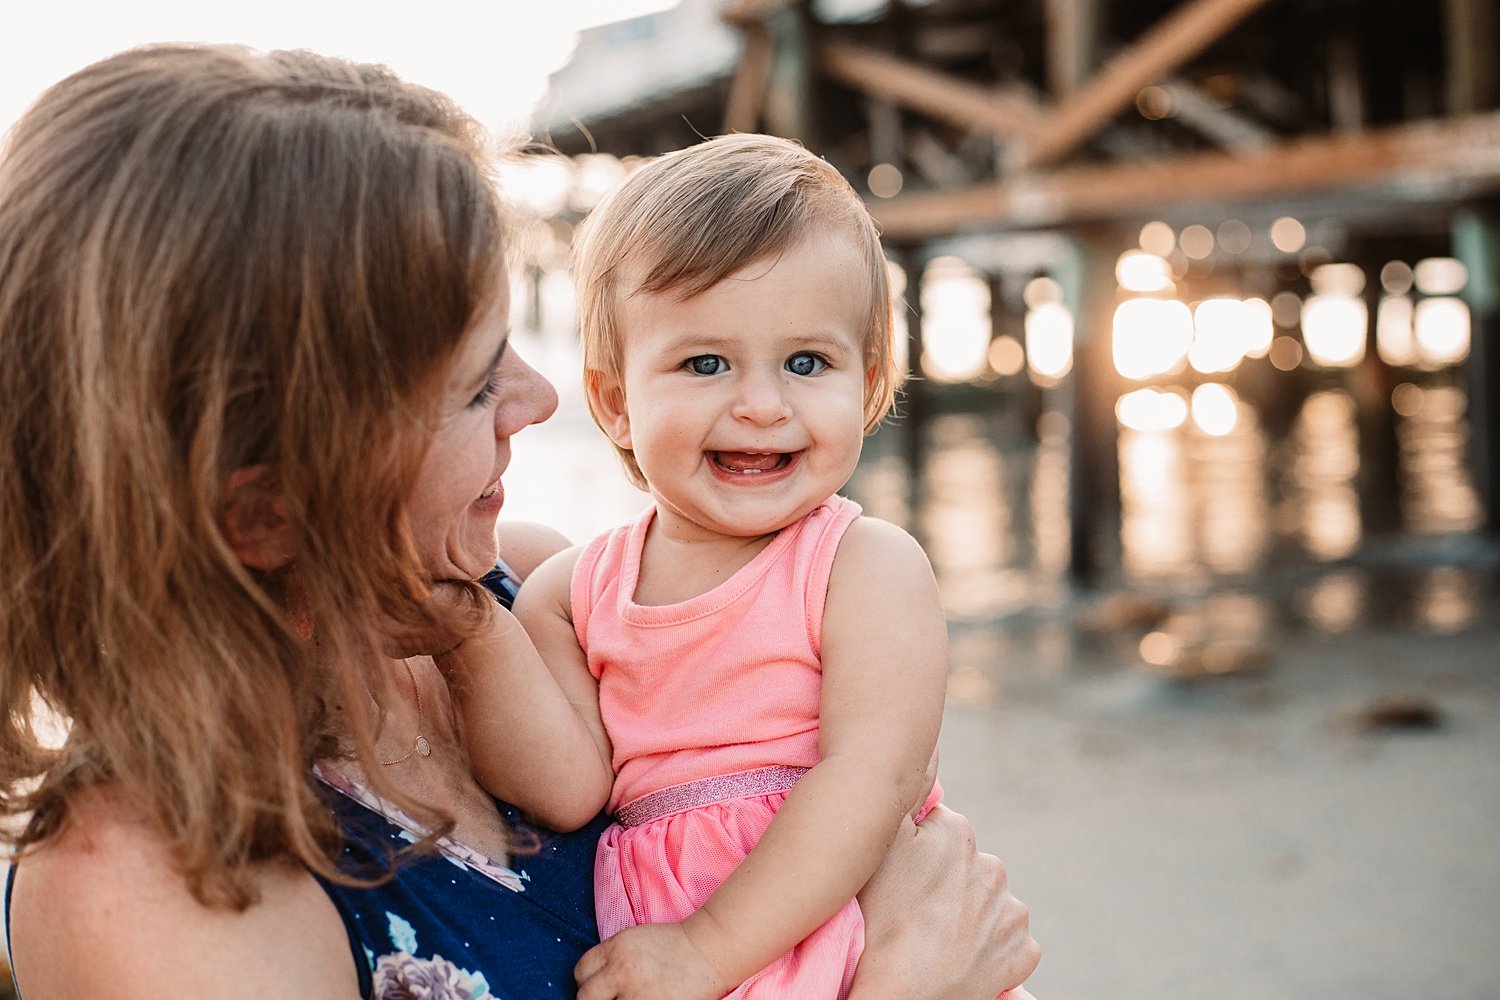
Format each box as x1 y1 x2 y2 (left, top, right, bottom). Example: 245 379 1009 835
825 514 938 612
835 513 931 568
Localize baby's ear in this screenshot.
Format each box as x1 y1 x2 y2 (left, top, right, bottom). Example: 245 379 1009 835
220 465 295 570
585 370 632 449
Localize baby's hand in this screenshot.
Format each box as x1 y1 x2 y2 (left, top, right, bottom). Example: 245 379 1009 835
574 923 729 1000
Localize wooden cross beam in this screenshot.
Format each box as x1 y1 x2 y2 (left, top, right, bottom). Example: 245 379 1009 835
1021 0 1270 168
817 39 1044 140
870 111 1500 240
722 0 798 25
724 22 776 133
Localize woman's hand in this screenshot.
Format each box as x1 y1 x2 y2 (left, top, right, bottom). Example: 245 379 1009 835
574 922 729 1000
850 804 1040 999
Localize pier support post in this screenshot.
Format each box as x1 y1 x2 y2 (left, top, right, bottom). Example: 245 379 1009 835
1456 205 1500 533
896 246 930 519
1059 229 1123 584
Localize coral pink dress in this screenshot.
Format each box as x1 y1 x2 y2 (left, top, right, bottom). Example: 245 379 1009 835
574 495 917 998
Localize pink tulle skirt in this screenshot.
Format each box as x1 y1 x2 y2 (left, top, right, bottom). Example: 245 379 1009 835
595 770 863 999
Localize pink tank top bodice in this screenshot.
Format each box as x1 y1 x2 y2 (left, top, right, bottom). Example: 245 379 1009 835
571 496 861 812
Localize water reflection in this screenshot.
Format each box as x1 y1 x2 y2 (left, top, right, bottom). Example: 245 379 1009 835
1137 590 1272 677
1296 570 1368 634
847 411 1069 622
1190 404 1270 576
1411 566 1484 634
1113 376 1484 580
1030 414 1073 578
1119 427 1194 579
916 416 1017 619
1396 381 1483 534
1283 389 1363 561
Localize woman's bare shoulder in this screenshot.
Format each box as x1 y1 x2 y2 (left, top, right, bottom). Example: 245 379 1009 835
9 786 361 999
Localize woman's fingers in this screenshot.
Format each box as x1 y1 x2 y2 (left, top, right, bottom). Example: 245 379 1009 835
853 804 1040 998
574 942 614 999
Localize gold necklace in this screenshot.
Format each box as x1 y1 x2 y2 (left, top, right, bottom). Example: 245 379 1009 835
372 659 432 766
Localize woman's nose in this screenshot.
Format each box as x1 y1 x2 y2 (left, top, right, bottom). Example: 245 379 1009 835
495 348 559 437
732 371 792 426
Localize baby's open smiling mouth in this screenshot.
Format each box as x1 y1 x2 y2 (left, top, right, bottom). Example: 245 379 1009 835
709 451 796 474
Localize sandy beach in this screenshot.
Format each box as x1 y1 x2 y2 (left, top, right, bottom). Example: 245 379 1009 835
941 548 1500 1000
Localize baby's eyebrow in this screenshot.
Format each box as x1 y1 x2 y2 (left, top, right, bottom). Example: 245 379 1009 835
658 334 738 354
793 333 860 352
658 331 860 354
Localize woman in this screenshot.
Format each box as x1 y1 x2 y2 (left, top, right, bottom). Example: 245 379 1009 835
0 44 1038 998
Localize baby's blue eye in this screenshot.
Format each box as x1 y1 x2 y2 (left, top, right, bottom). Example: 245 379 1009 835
785 352 826 376
687 355 728 375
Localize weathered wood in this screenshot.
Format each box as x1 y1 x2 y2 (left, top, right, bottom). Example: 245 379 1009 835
1456 206 1500 531
872 111 1500 240
818 39 1042 140
1156 77 1274 150
1062 230 1124 584
723 22 775 133
1326 31 1365 133
1446 0 1500 113
762 4 816 144
721 0 797 25
1044 0 1100 96
1021 0 1270 168
893 246 931 519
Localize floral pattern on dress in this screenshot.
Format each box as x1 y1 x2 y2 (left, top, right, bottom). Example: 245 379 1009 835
368 910 492 999
370 950 492 999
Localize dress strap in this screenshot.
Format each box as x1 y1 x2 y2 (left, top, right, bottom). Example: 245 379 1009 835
5 861 20 998
480 557 522 609
615 765 809 828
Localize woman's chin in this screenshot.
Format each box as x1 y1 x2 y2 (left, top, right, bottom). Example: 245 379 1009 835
421 543 500 583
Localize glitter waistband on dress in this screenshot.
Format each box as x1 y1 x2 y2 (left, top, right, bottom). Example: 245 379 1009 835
614 764 810 828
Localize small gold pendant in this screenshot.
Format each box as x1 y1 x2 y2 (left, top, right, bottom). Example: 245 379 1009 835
416 736 432 757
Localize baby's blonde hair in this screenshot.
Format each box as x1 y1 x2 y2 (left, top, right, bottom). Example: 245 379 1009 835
572 133 901 489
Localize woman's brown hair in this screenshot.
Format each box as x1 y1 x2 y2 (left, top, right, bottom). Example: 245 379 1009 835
0 45 505 908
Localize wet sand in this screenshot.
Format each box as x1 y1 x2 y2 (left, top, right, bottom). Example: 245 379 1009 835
941 556 1500 1000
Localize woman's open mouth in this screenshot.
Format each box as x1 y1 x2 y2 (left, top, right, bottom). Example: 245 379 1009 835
474 477 505 512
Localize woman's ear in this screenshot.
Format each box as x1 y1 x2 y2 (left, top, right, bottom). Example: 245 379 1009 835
220 465 295 571
585 370 633 449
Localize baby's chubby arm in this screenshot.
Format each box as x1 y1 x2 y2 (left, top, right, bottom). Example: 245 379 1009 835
436 547 612 832
575 517 948 999
687 517 947 979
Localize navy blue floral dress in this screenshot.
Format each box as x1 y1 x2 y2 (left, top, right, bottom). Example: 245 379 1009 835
311 561 607 998
315 768 609 998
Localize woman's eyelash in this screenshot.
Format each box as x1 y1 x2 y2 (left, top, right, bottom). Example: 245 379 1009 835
469 373 502 408
468 337 512 408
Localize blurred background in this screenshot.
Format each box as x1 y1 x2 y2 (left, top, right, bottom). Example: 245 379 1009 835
5 2 1499 997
